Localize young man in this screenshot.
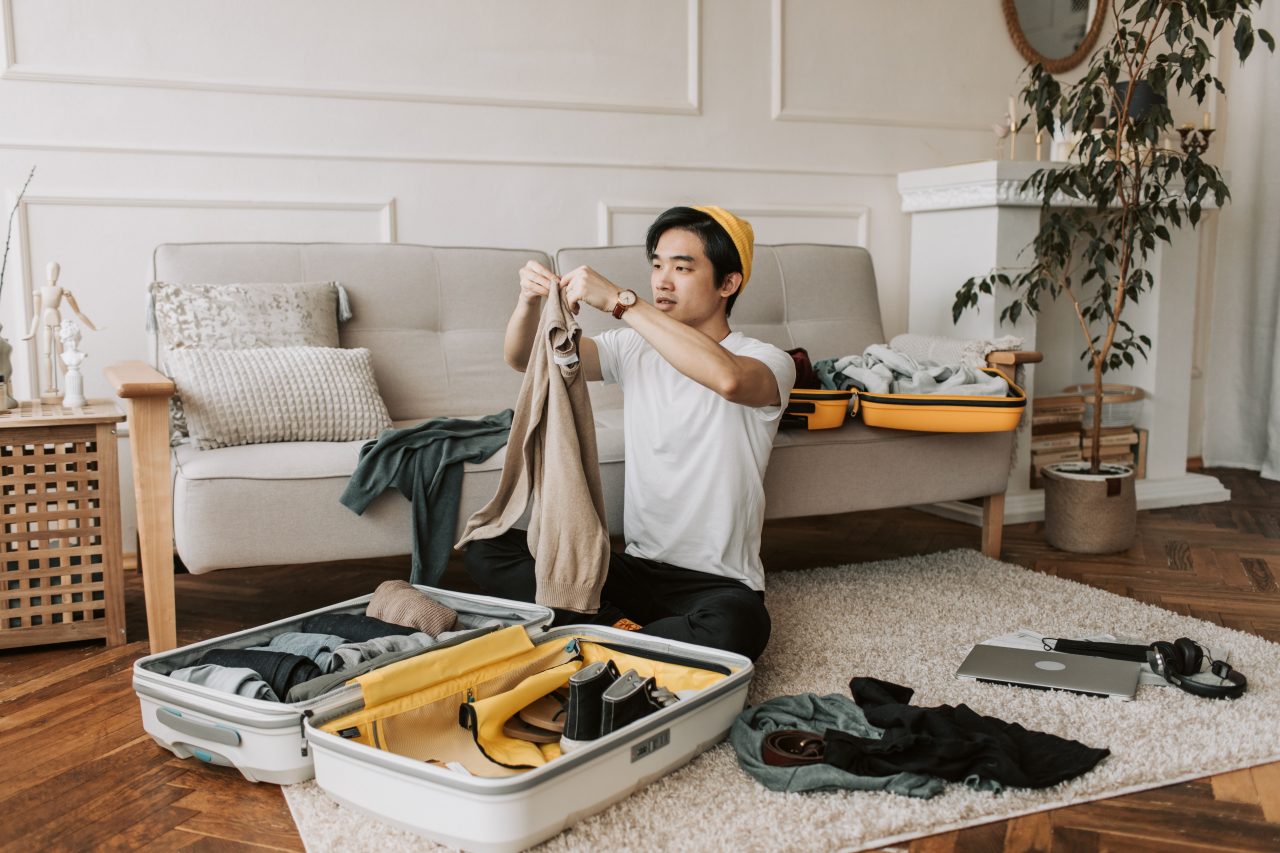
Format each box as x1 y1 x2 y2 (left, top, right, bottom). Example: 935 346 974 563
464 206 795 661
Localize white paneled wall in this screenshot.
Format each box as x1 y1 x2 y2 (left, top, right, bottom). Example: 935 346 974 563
0 0 1032 549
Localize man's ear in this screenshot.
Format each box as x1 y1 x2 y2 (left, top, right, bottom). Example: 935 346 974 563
720 273 743 297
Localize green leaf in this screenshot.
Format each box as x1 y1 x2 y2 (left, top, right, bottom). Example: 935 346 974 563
1260 29 1276 52
1235 17 1255 61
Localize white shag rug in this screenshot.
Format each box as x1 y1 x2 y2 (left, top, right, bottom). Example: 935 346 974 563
284 550 1280 852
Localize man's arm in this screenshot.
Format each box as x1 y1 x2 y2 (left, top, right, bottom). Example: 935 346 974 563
504 260 560 372
560 266 780 407
622 301 779 406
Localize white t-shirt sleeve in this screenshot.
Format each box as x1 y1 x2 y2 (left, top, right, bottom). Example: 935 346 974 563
734 340 796 422
592 328 631 386
594 328 620 386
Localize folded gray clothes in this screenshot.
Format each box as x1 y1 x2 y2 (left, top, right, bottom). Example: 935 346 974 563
328 632 435 673
284 624 504 702
729 693 943 798
248 631 349 673
168 664 281 702
815 344 1009 398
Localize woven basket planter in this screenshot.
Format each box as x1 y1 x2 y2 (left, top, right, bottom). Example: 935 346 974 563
1042 462 1137 554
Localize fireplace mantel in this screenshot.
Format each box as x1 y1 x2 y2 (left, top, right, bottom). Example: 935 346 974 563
897 160 1228 524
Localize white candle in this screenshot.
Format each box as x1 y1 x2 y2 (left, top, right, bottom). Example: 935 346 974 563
1203 110 1211 129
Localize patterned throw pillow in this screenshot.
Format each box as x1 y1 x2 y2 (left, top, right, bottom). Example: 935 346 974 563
151 281 344 443
165 347 392 451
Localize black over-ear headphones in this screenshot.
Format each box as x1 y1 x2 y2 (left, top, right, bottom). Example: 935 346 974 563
1146 637 1247 700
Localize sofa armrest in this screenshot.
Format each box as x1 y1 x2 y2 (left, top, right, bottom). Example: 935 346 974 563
985 349 1043 384
105 360 175 399
105 360 177 653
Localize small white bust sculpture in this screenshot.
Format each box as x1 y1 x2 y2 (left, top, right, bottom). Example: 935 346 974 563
23 262 99 401
58 319 87 408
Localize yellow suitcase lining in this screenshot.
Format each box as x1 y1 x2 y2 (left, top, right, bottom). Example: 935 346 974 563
319 626 730 776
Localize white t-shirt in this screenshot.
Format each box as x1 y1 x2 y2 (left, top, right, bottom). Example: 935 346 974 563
594 328 796 591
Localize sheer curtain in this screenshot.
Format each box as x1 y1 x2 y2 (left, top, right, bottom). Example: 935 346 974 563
1203 2 1280 480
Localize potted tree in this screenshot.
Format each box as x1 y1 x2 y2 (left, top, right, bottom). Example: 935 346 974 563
954 0 1273 553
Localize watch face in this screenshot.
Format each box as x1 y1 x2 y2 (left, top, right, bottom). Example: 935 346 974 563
619 289 637 306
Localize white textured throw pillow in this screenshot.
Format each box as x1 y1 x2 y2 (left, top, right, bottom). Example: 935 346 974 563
166 347 392 450
151 281 345 443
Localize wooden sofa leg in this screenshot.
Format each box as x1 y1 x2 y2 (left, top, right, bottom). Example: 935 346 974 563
107 361 178 653
981 493 1006 559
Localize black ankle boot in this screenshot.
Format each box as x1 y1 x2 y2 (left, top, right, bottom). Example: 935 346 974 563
600 669 665 736
560 660 620 753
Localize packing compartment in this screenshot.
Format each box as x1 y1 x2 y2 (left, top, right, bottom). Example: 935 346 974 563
306 624 753 852
782 388 857 430
857 367 1026 432
132 586 553 784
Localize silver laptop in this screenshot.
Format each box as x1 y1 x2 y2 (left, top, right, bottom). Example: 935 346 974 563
956 644 1140 699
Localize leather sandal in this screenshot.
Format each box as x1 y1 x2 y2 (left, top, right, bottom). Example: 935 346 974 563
517 688 570 733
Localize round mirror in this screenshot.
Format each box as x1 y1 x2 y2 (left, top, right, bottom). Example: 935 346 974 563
1003 0 1106 73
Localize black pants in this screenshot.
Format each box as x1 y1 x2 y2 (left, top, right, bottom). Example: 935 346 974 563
463 529 771 661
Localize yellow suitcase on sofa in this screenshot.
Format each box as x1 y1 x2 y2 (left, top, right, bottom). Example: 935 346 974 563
857 368 1026 433
782 388 857 430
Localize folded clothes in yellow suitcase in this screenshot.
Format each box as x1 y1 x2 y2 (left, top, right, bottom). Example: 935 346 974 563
857 368 1026 433
782 388 857 430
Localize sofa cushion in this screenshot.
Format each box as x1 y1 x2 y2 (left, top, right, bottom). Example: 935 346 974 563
152 280 343 440
170 416 627 573
764 421 1013 516
166 346 391 450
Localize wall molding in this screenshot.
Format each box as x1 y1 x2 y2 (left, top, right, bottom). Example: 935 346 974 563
11 192 396 389
597 201 870 247
0 139 896 179
770 0 988 131
0 0 702 116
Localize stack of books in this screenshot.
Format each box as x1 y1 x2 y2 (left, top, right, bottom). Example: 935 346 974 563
1081 426 1148 478
1031 394 1084 487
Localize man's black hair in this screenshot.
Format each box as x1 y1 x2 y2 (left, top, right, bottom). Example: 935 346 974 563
645 206 743 318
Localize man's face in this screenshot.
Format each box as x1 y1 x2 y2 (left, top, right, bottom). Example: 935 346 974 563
649 228 730 325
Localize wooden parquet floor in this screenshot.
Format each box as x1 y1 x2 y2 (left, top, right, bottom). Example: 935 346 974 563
1 466 1276 852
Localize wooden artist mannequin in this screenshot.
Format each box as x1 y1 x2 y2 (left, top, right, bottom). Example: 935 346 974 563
23 262 99 401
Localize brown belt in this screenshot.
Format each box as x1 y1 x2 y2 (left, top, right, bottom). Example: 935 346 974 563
761 729 826 767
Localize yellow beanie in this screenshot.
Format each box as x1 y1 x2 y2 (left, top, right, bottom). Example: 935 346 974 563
693 205 754 290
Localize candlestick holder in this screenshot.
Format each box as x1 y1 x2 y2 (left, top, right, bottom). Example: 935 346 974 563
1177 125 1214 157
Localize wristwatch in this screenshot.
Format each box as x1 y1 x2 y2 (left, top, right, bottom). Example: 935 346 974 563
611 289 638 319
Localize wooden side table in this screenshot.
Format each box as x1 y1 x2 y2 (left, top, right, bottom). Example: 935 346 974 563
0 400 127 649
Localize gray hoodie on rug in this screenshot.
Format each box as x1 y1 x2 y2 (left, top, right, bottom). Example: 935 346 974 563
730 693 944 798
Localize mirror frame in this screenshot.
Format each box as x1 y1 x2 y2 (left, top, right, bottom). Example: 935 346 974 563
1002 0 1107 73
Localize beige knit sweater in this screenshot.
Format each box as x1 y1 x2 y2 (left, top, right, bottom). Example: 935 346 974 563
455 283 610 612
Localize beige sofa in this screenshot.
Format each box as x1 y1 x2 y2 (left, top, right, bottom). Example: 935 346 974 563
108 242 1038 652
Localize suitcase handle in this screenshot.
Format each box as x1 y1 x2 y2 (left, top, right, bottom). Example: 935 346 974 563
157 706 242 747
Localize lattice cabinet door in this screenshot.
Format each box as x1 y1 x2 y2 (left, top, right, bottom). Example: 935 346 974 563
1 402 127 649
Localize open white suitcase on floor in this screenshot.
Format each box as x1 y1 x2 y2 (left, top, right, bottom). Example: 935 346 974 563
132 586 554 784
304 624 753 853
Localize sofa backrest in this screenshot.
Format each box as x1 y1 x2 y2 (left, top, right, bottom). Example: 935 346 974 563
153 242 547 423
153 241 885 422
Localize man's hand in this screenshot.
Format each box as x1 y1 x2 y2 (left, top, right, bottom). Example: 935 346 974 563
560 265 622 316
518 260 560 306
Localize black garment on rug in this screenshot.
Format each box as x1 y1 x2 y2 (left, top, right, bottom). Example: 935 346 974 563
198 649 321 700
821 677 1110 790
299 613 420 644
